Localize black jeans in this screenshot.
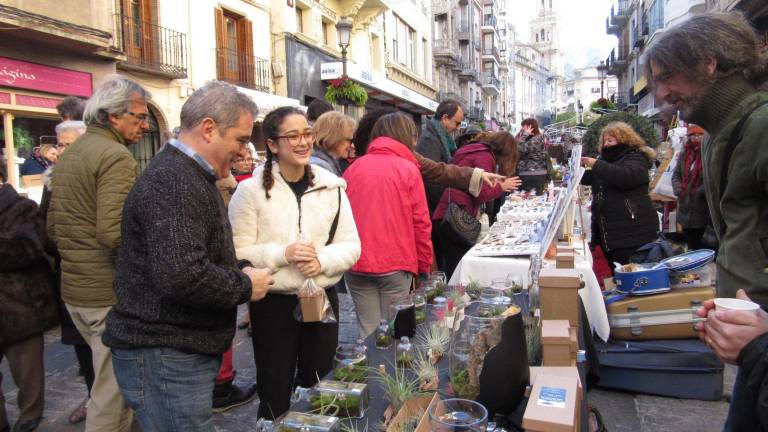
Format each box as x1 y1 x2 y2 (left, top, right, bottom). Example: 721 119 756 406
605 246 637 274
436 221 472 280
249 288 339 419
683 228 706 251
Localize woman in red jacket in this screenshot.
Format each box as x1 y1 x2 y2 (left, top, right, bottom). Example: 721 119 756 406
433 131 521 277
343 113 432 337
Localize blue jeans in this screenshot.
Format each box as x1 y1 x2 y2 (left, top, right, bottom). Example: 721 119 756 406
112 347 220 432
722 368 743 432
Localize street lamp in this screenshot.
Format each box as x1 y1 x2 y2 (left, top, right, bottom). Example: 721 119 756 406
577 101 584 124
475 98 482 120
335 17 353 78
597 60 608 99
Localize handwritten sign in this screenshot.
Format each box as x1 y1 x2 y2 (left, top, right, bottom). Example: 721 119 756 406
0 56 92 97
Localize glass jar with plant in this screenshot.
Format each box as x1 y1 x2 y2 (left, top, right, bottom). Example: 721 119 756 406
396 336 414 368
333 344 368 383
376 319 393 350
414 324 450 364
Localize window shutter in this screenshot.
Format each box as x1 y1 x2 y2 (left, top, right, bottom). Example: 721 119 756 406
240 18 255 87
214 7 226 80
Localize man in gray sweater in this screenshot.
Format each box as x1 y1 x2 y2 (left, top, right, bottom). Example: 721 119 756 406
103 81 272 432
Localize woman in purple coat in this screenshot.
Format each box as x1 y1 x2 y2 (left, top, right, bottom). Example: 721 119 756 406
433 131 521 277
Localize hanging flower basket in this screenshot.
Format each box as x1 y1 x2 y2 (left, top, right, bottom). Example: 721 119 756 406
325 76 368 107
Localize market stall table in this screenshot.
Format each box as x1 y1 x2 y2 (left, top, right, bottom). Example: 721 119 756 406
448 243 610 342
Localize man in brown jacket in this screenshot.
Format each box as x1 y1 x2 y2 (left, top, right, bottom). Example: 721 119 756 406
47 75 151 432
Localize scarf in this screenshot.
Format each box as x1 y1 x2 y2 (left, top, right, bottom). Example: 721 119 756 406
600 144 630 162
680 139 703 199
430 117 457 156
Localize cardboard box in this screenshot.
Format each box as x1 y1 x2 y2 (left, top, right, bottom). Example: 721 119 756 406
539 269 582 325
386 393 438 432
556 253 575 269
523 374 579 432
542 320 572 367
529 367 583 431
569 326 578 354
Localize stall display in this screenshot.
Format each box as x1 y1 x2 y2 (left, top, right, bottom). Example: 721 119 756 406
309 380 369 419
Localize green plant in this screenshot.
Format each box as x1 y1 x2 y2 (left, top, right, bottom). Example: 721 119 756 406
372 363 425 412
333 364 368 383
325 76 368 107
466 278 482 300
412 350 438 388
414 309 425 325
310 393 362 418
425 284 444 303
396 352 413 368
13 127 33 152
414 324 450 360
449 367 474 399
376 334 392 349
590 97 617 112
581 111 661 156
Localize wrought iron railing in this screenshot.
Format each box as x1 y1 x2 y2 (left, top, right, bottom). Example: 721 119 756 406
115 14 187 78
215 48 270 92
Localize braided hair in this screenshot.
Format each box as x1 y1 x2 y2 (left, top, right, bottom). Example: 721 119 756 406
261 106 315 199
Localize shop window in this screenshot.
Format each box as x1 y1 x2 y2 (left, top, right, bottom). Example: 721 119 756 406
215 8 258 90
129 108 161 174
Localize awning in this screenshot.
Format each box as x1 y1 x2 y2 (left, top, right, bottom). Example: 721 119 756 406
320 61 438 113
633 75 648 96
236 87 303 120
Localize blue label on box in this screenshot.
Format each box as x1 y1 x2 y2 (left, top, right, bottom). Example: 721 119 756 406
537 386 566 408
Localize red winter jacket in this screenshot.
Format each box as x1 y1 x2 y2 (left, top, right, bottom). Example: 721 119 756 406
343 137 433 275
433 142 503 221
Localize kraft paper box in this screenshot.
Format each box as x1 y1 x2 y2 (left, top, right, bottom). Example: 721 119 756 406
523 374 579 432
386 393 439 432
299 293 325 322
539 269 581 326
542 320 572 367
529 367 583 431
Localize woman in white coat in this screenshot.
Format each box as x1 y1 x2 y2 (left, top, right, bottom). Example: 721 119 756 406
228 106 361 420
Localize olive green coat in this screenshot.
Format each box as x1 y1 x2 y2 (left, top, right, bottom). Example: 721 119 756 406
47 125 137 307
692 76 768 308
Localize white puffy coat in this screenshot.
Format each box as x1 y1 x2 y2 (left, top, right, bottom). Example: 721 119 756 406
228 164 361 294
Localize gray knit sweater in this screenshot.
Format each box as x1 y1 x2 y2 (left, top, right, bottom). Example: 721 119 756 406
103 145 252 356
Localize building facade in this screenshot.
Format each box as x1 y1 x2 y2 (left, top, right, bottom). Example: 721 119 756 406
511 43 553 126
561 66 619 112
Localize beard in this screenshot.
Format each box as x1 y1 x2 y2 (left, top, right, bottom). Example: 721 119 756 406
664 94 703 121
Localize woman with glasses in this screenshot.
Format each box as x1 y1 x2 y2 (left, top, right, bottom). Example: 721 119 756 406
309 111 356 176
343 112 433 337
228 106 361 419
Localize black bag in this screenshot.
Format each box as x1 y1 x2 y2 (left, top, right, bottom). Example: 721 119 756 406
440 189 481 247
595 338 724 401
629 233 685 264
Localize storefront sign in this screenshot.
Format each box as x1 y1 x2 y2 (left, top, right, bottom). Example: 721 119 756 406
0 56 92 97
321 62 438 112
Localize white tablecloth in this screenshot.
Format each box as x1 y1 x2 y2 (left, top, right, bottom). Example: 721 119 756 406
448 242 610 342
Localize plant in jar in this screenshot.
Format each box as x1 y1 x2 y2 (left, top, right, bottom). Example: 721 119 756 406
309 393 362 418
466 278 483 300
375 319 393 350
412 350 439 392
396 336 414 368
372 363 425 413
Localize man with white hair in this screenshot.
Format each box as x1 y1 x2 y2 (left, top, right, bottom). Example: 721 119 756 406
47 75 151 432
55 120 87 154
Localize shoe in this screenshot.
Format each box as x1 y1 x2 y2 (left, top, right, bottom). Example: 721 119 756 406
12 417 41 432
212 382 258 413
68 399 88 424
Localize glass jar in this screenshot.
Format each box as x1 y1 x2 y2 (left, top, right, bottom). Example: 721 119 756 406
432 296 448 325
413 293 426 325
428 398 488 432
375 319 392 350
333 343 368 383
396 336 413 368
431 271 447 295
390 295 415 339
449 341 473 399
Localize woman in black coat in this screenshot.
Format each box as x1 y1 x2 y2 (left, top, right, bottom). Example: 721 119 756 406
581 121 659 267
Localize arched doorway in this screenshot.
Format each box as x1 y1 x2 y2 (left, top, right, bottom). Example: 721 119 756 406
129 106 162 173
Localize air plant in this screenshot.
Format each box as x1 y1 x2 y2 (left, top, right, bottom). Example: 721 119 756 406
466 277 483 300
372 363 425 413
412 349 438 391
414 324 450 363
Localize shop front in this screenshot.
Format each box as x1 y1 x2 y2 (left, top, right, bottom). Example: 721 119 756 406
0 56 93 190
319 61 438 125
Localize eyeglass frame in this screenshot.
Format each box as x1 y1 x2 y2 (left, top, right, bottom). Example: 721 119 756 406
126 111 150 123
275 131 316 145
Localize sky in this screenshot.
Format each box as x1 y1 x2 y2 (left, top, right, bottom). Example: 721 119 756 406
508 0 616 72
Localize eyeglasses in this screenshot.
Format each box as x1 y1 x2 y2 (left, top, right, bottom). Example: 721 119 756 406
277 132 316 145
126 111 150 123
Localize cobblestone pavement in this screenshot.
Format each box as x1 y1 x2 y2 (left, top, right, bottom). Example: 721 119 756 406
1 293 733 431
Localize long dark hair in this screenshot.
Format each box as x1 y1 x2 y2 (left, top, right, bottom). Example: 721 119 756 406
472 131 518 176
261 106 314 199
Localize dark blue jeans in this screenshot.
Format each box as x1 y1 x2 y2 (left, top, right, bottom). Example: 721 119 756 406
722 368 743 432
112 347 220 432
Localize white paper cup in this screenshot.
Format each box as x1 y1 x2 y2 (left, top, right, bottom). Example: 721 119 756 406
714 298 761 313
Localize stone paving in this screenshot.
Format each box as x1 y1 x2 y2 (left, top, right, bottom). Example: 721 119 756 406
1 294 734 431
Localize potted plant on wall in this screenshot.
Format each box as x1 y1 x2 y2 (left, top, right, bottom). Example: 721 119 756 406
325 76 368 107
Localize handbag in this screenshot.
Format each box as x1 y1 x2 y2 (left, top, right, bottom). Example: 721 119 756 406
440 188 481 247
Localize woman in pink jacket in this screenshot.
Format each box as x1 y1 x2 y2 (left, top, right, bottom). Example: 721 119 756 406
343 113 432 337
433 131 521 277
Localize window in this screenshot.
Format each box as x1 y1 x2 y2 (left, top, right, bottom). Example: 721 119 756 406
535 33 539 42
591 87 600 93
422 38 428 77
120 0 157 65
395 15 416 71
296 7 304 33
322 20 331 45
215 8 261 90
540 29 545 41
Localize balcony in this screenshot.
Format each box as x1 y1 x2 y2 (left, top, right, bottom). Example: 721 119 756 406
468 106 485 120
481 15 496 32
481 74 501 95
115 14 188 79
457 58 479 82
432 0 453 15
606 48 628 75
215 48 270 92
456 21 472 40
482 46 500 63
434 39 458 66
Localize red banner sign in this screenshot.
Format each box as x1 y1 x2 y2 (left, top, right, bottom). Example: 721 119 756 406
0 56 92 97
